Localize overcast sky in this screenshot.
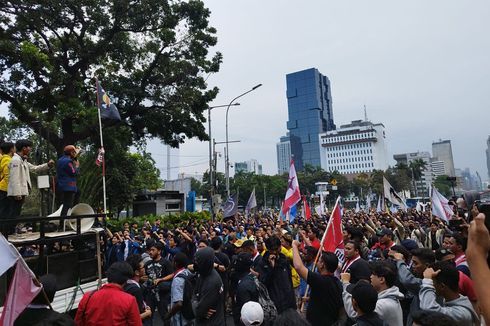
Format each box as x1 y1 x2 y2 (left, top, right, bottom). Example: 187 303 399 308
150 0 490 179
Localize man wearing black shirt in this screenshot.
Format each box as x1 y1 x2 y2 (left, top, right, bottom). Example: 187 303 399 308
292 240 343 326
342 240 371 284
125 254 152 325
144 242 174 326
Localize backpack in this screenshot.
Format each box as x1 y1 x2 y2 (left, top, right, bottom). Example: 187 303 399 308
253 276 277 323
175 272 195 320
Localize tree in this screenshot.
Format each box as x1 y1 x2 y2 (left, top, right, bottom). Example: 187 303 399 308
434 175 453 198
409 158 428 196
0 0 222 153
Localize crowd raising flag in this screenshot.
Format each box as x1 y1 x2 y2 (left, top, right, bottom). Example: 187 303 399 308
383 176 407 210
245 188 257 214
301 195 311 221
431 186 452 222
0 234 42 326
282 159 301 215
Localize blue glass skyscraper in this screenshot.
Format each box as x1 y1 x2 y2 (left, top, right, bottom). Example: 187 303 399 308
286 68 335 170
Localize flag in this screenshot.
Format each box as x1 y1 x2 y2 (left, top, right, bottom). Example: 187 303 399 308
223 193 238 218
289 204 297 223
431 186 453 222
355 200 360 213
245 188 257 213
366 195 371 212
0 233 19 276
376 196 382 213
321 197 344 263
383 177 407 210
97 80 121 121
282 160 301 215
279 201 287 222
416 201 422 213
302 196 311 221
0 259 42 326
95 147 105 167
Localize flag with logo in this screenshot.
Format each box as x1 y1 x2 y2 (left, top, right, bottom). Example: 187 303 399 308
431 186 453 223
321 197 344 263
383 177 407 210
245 188 257 214
97 80 121 121
223 193 238 218
282 160 301 215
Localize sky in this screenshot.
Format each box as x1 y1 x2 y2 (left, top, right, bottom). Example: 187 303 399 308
150 0 490 179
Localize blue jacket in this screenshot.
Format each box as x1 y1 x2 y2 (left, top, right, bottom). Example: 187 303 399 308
56 155 78 192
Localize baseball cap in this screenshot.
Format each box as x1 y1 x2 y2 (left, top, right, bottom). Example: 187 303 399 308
241 301 264 326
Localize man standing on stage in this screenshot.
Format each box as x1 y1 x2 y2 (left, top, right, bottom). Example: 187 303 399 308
8 139 53 219
57 145 80 218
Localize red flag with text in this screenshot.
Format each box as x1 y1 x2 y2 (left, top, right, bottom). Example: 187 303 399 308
321 197 345 263
282 160 301 215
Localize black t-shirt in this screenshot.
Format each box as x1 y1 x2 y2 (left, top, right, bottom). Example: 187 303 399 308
306 271 343 326
123 282 145 313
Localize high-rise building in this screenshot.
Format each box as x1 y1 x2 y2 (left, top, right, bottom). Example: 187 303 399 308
286 68 335 170
319 120 388 175
432 140 455 177
235 159 263 175
276 134 291 175
431 160 446 177
393 151 433 196
486 136 490 179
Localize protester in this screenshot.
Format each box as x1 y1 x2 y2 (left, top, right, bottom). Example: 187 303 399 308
166 252 195 326
75 261 142 326
419 261 479 325
292 240 343 326
56 145 80 219
192 246 225 325
0 141 15 233
8 139 54 219
15 274 75 326
411 310 458 326
240 301 264 326
447 232 471 277
233 252 259 325
341 261 404 326
391 247 434 326
349 281 384 326
144 241 174 325
341 240 371 284
258 236 296 313
124 254 152 325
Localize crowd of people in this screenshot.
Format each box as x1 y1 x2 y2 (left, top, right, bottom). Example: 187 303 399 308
16 196 484 326
3 138 490 325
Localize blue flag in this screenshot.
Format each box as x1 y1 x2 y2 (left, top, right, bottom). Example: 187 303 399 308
223 193 238 218
289 204 297 223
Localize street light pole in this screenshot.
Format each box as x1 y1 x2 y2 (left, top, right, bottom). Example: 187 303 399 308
225 83 263 197
207 104 239 198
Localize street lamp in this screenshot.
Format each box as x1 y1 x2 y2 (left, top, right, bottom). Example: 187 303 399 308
225 83 263 197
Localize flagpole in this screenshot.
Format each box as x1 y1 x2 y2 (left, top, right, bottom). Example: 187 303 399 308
300 196 340 312
95 78 107 214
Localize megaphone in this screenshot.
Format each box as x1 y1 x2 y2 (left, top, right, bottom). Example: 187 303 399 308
48 203 95 233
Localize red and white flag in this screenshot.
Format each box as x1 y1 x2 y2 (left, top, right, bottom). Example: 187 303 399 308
302 196 311 221
0 234 19 276
0 258 42 326
282 160 301 215
95 147 105 167
321 197 344 263
431 186 453 223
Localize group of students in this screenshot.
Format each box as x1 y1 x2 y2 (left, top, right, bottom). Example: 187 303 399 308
0 139 80 233
10 200 490 326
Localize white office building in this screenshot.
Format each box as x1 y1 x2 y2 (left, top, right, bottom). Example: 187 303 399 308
276 134 291 174
432 140 456 177
393 151 433 196
319 120 388 174
235 159 263 175
431 160 446 177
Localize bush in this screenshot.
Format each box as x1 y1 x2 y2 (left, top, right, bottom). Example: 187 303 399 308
106 211 211 232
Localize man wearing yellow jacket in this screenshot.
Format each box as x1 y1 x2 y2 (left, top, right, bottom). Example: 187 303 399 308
281 233 301 294
0 142 15 232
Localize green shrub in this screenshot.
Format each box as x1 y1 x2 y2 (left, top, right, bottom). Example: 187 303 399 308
106 211 211 232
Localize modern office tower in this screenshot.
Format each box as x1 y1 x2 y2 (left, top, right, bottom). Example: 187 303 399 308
276 134 291 175
486 135 490 179
431 160 446 177
319 120 388 175
432 140 455 177
286 68 335 170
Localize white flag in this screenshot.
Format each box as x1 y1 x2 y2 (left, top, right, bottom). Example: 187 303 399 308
355 200 360 213
383 177 407 210
245 188 257 213
431 187 453 222
0 233 19 276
